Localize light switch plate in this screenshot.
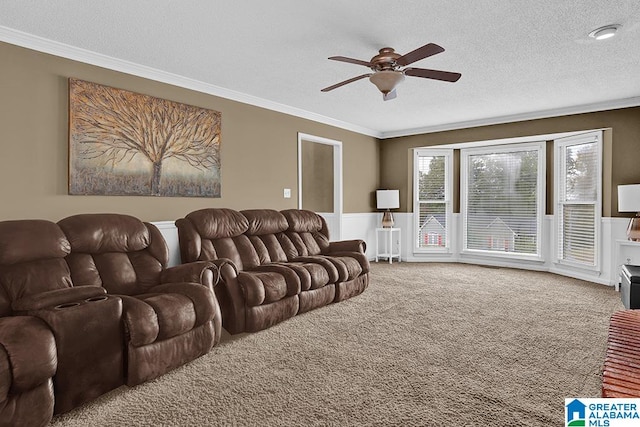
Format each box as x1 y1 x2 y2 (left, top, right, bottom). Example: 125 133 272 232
284 188 291 198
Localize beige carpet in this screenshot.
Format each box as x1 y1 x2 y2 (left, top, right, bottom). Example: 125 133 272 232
50 263 623 426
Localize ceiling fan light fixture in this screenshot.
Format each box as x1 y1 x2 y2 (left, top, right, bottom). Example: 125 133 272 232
589 24 621 40
323 43 460 99
369 71 405 94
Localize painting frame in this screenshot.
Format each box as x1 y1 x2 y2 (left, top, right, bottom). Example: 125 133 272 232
68 78 221 197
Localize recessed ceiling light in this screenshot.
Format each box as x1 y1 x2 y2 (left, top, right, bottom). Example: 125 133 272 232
588 24 621 40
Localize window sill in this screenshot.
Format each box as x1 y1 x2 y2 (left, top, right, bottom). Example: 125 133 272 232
461 250 544 264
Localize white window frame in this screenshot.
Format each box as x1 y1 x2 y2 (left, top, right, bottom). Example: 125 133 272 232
413 148 453 254
554 131 602 271
460 142 546 261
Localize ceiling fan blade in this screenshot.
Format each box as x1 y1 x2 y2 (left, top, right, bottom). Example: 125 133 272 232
383 89 397 101
396 43 445 66
404 67 461 82
328 56 372 67
321 74 371 92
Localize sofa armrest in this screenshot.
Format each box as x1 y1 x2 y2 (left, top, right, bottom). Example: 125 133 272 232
0 316 56 394
11 286 106 312
328 239 366 254
201 258 240 282
161 261 221 290
120 295 158 347
209 261 244 334
327 251 370 274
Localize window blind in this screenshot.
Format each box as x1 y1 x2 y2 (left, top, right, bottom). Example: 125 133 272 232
416 154 448 249
464 147 541 256
557 138 599 266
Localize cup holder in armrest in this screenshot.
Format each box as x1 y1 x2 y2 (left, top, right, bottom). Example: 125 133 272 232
55 302 82 309
85 296 109 302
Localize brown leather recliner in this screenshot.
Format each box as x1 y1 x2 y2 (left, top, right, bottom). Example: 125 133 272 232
176 209 301 333
57 213 222 386
0 219 116 424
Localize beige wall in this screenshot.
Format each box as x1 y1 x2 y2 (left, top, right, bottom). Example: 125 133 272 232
4 40 637 223
381 107 640 216
0 42 380 222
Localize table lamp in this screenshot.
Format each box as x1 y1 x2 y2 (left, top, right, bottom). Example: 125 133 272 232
618 184 640 241
376 190 399 228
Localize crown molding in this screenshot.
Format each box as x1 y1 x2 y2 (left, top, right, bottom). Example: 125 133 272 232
2 26 639 141
380 96 640 139
0 26 382 138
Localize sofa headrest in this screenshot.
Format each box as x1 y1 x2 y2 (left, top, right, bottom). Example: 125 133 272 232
0 220 71 265
185 208 248 239
58 213 149 253
281 209 323 233
241 209 288 236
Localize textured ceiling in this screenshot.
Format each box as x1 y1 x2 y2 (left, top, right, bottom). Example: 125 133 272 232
1 0 640 137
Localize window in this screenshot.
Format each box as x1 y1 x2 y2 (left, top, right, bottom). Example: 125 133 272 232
555 132 602 269
461 143 545 259
414 149 452 252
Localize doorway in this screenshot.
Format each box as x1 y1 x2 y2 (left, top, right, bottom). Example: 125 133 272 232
297 133 343 240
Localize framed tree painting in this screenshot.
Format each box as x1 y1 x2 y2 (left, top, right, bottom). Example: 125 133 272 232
68 78 221 197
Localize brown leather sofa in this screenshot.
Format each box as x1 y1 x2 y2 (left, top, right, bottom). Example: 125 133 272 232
58 213 222 386
175 208 369 334
0 219 108 425
0 214 222 425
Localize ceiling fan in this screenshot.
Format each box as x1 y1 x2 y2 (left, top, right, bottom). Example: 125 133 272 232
321 43 461 101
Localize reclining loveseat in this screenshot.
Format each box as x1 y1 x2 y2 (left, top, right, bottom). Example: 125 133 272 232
57 213 222 387
0 213 222 426
175 208 369 334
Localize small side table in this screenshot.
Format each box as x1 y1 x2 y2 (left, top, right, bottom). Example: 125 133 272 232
375 227 401 264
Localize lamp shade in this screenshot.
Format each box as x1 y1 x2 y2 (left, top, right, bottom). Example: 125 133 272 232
618 185 640 212
369 71 405 94
376 190 399 210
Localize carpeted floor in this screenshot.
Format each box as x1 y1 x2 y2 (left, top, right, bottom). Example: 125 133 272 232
50 263 623 426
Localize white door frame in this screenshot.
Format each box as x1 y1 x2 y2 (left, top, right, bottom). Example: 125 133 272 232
297 132 343 240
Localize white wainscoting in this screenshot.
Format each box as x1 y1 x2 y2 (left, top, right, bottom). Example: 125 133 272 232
342 213 380 260
151 221 181 267
153 214 382 266
605 217 633 286
152 214 629 286
392 213 628 286
317 212 340 242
